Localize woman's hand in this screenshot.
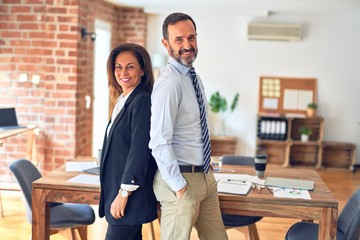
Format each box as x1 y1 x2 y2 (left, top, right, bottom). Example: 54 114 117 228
110 193 129 219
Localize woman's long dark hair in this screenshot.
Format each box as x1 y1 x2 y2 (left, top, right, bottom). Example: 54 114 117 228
107 43 154 103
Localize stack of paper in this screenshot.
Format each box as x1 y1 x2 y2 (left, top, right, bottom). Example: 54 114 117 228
214 173 253 195
66 174 100 186
65 161 97 172
271 188 311 199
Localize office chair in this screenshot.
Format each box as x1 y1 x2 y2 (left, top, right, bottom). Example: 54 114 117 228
285 188 360 240
221 155 263 240
9 159 96 240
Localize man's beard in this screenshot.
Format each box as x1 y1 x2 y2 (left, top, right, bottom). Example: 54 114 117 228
169 44 198 67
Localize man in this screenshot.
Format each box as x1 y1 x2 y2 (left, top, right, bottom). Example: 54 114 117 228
149 12 228 240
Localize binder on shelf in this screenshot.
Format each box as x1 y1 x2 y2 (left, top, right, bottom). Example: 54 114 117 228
257 116 287 141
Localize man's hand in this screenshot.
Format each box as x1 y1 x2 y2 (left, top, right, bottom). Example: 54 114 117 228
176 185 187 198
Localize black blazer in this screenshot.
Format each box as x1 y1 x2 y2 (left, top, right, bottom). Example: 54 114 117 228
99 83 157 225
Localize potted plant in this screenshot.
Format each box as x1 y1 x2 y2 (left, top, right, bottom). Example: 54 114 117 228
307 102 317 117
209 91 239 135
298 126 312 142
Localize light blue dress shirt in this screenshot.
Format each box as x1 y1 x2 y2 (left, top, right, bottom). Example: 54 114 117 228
149 57 210 191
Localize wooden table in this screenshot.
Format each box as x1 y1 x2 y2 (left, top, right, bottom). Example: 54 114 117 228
0 126 39 217
210 135 238 156
32 165 155 240
32 165 338 240
0 125 39 163
220 165 338 240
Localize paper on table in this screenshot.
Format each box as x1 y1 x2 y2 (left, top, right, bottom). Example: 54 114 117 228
272 188 311 200
214 173 253 195
66 174 100 186
66 161 97 172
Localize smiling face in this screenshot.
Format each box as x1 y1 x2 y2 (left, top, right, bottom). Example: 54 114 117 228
162 19 198 67
114 51 144 96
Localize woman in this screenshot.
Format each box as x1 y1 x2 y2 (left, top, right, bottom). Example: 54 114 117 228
99 43 157 240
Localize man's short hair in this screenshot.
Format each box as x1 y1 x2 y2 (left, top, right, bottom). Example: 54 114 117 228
162 12 197 40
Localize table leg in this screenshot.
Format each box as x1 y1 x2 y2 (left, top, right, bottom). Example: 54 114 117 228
0 191 3 218
0 138 3 218
318 207 338 240
32 188 50 240
283 143 291 167
316 143 323 169
26 129 38 165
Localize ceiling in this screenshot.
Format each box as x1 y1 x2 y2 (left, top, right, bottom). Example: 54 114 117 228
106 0 360 16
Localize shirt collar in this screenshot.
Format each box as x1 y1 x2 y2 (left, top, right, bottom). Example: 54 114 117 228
168 57 192 76
115 88 134 104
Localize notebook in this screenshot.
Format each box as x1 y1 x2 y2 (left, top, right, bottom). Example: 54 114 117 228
82 166 100 175
0 108 26 130
265 177 314 190
214 173 253 195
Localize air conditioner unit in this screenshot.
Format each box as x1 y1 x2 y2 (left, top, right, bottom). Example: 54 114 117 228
247 23 302 41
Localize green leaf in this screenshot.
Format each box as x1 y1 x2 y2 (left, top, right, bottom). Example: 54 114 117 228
298 126 312 135
307 102 317 109
230 93 240 112
209 92 227 113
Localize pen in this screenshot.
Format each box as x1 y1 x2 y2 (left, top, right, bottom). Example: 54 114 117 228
227 179 246 183
223 182 248 185
220 169 236 173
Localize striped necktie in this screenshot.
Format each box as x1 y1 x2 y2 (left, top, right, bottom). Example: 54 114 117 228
189 68 211 173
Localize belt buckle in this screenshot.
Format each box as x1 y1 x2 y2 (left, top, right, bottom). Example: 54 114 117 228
192 165 195 173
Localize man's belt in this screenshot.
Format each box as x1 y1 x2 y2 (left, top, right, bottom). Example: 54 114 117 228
179 165 204 173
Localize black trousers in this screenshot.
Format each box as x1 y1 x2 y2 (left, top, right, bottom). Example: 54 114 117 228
105 224 142 240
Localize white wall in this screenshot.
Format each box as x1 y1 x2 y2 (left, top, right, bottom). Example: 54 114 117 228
147 12 360 163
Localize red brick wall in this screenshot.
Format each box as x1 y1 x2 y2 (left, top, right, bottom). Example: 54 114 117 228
0 0 147 180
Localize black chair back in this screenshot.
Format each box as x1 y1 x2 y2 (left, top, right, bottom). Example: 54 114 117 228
222 155 255 166
338 188 360 240
9 159 42 209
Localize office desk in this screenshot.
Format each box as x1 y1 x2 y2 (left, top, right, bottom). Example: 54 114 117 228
32 165 155 240
32 165 338 240
219 165 338 240
0 126 39 217
0 125 39 163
